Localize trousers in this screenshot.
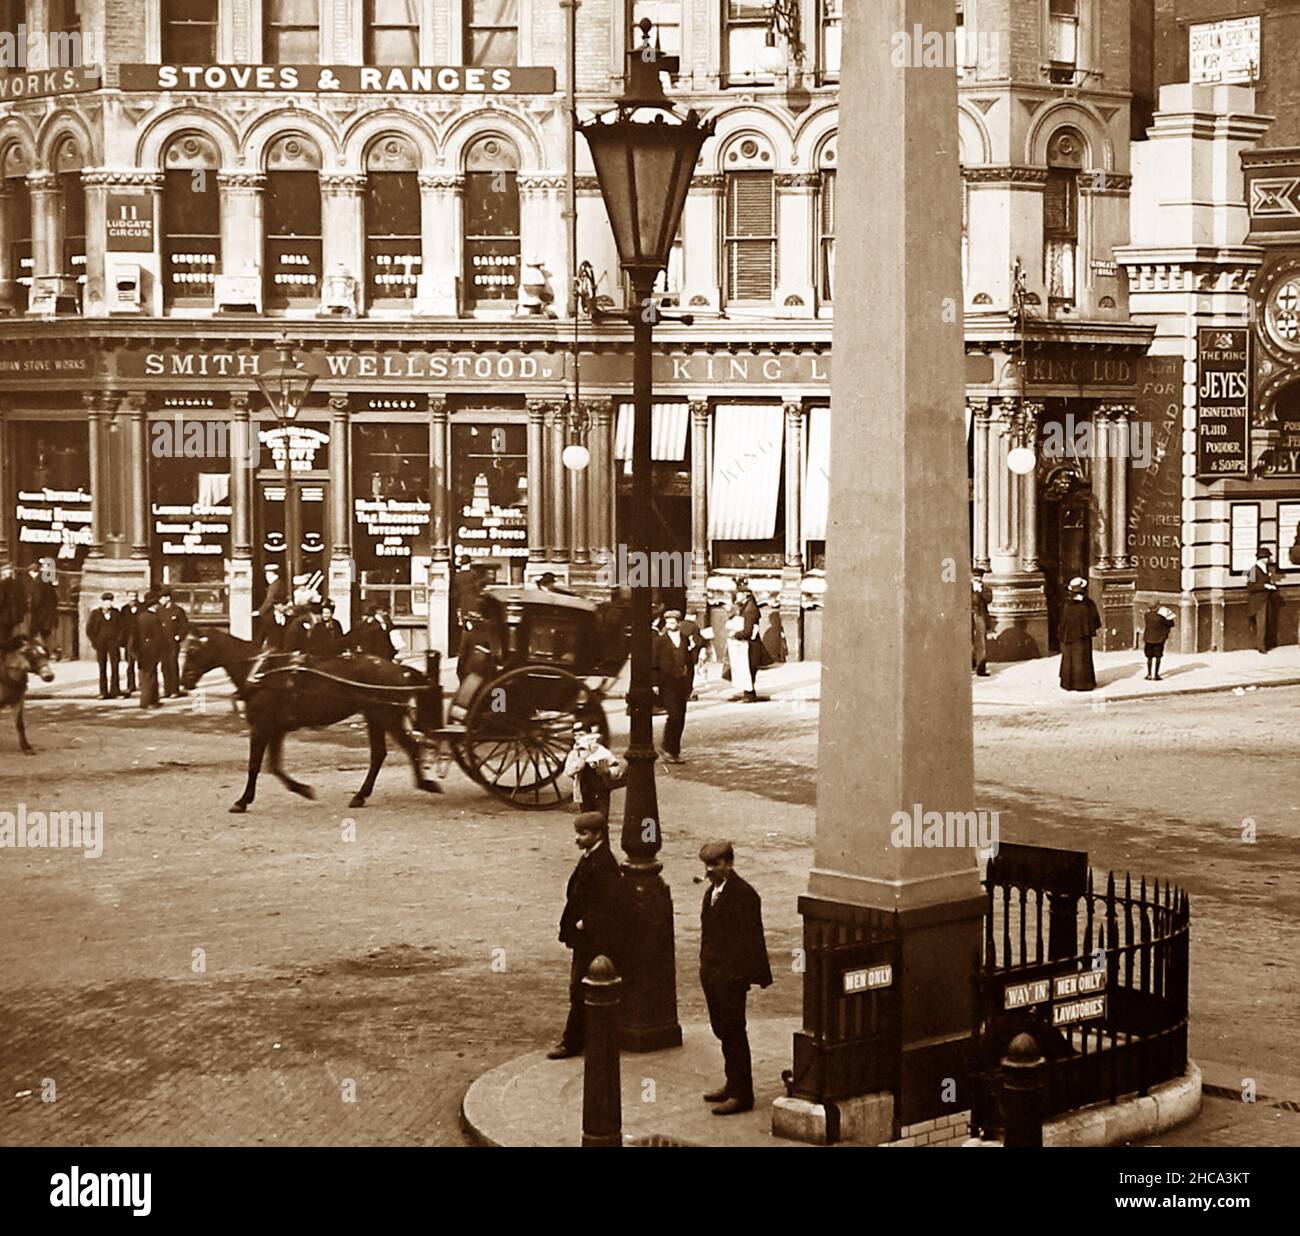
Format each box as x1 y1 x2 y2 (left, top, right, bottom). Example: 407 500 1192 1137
702 970 752 1105
161 641 180 695
658 674 690 756
561 944 595 1050
96 647 120 697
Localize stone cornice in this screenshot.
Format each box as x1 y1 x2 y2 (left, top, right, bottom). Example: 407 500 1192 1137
516 173 566 191
81 169 164 188
574 175 601 193
963 166 1048 185
320 172 368 194
418 172 462 190
775 172 820 189
692 173 724 190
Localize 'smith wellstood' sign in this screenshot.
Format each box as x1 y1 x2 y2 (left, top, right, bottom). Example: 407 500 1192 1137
1196 327 1251 479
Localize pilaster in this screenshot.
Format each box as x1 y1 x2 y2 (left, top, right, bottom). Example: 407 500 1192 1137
688 398 710 611
781 399 805 659
417 173 462 315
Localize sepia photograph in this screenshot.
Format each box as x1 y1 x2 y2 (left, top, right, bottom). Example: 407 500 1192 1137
0 0 1294 1218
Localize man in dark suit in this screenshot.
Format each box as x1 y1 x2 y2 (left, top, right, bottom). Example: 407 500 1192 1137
156 588 190 696
0 564 25 644
349 604 398 659
255 564 289 646
1246 547 1281 653
308 601 346 657
135 593 164 709
547 812 624 1059
86 592 123 699
652 609 698 764
118 591 142 695
25 561 58 646
283 603 315 655
698 840 772 1115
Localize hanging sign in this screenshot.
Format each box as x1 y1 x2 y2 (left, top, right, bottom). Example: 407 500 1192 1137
1196 328 1250 479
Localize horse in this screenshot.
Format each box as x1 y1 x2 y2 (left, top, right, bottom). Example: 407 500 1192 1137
181 633 442 814
1 637 55 754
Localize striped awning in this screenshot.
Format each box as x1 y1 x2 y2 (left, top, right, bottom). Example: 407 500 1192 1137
708 404 784 540
802 405 830 542
614 402 690 461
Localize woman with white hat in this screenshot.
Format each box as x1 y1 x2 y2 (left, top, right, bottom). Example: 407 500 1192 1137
1058 576 1101 691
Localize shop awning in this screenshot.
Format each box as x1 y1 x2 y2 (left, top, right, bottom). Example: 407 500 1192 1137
614 402 690 462
802 404 830 542
708 404 785 540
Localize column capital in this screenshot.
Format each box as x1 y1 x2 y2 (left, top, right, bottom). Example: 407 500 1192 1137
27 172 58 193
989 396 1020 424
121 392 148 415
775 172 820 190
82 392 108 415
516 173 566 192
1021 400 1046 419
527 396 559 421
967 396 991 420
693 173 725 190
689 398 710 421
230 390 252 416
82 169 164 189
320 172 367 196
419 172 463 191
328 394 350 415
427 393 449 419
592 397 616 426
217 171 266 191
1098 401 1134 419
783 399 805 422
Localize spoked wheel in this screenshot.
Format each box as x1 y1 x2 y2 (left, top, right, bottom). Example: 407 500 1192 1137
460 665 606 810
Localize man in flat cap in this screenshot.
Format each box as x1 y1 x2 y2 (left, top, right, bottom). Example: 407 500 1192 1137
1246 547 1280 653
698 841 772 1114
652 609 703 763
86 592 123 699
547 812 624 1059
135 592 164 709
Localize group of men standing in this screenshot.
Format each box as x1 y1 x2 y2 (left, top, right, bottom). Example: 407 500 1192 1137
251 563 401 661
84 588 189 707
0 560 59 647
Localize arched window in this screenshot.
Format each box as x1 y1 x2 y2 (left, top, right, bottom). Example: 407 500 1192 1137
1044 128 1083 312
264 133 322 309
463 135 519 310
1 144 33 311
54 138 85 300
162 132 221 308
163 0 219 62
722 135 776 304
365 135 422 304
817 140 836 305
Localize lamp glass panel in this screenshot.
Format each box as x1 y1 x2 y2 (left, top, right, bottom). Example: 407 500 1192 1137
631 141 680 265
586 131 639 266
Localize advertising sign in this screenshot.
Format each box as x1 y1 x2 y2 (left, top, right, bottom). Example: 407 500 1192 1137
1189 16 1260 85
120 64 556 94
1196 328 1250 479
15 487 92 562
1128 355 1184 592
152 502 231 558
106 193 154 252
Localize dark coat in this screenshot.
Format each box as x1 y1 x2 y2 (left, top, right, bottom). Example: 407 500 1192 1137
0 577 27 627
284 616 314 654
86 607 123 652
1142 608 1174 646
1058 597 1101 692
558 841 623 963
700 872 772 990
135 609 164 664
118 602 142 653
350 618 396 660
308 618 346 657
651 630 693 683
1246 562 1278 616
255 576 289 623
157 601 189 644
678 618 706 670
25 576 57 633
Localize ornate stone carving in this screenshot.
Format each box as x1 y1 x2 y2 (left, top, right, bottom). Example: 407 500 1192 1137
962 166 1049 185
419 173 463 191
692 174 725 190
775 172 819 189
320 173 368 195
81 170 164 188
516 173 566 191
217 171 266 190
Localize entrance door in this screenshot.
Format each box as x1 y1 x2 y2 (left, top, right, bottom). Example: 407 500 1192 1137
616 460 692 613
1042 488 1091 652
256 478 331 605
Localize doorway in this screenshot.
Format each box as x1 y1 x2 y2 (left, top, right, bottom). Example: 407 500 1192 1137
1041 478 1091 653
255 477 331 606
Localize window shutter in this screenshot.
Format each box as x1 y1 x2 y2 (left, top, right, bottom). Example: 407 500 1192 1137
1043 171 1076 237
727 172 774 301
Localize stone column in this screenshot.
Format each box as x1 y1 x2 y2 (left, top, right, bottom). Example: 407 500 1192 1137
548 401 568 564
217 172 265 285
570 401 590 569
125 394 149 558
1111 403 1132 568
589 399 614 569
0 399 7 564
688 398 710 611
428 395 451 655
84 393 105 557
781 400 805 659
0 183 10 303
773 0 983 1147
327 394 355 627
320 173 366 313
228 391 254 640
1021 401 1043 573
417 173 461 315
988 399 1018 575
27 173 61 285
526 397 547 568
1094 405 1112 570
969 398 990 570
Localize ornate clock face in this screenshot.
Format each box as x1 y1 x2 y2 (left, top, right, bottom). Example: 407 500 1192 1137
1266 275 1300 351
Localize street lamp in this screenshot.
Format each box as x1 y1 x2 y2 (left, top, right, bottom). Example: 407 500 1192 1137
1007 259 1038 475
757 0 805 75
579 20 713 1051
253 337 318 586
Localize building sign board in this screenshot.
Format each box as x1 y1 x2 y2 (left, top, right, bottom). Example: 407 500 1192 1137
1128 355 1183 592
0 64 101 101
1189 16 1260 85
120 64 556 94
1052 994 1107 1027
842 963 893 995
1004 978 1052 1010
354 497 432 559
15 487 92 560
1052 969 1106 1000
152 502 231 557
1196 328 1250 479
106 193 154 252
257 426 329 473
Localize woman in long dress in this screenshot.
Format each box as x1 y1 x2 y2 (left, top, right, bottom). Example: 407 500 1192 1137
1058 577 1101 691
725 583 770 702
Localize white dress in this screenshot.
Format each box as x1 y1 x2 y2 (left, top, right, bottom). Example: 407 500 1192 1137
725 613 754 693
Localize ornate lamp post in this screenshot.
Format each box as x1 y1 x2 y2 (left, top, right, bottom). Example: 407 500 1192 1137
253 338 318 585
579 22 713 1050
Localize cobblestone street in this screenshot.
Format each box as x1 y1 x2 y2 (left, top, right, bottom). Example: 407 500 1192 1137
1 681 1297 1145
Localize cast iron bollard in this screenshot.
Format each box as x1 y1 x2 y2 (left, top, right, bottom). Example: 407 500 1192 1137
581 955 622 1147
1001 1031 1045 1147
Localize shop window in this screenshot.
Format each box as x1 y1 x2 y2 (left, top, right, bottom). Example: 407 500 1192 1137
264 0 319 63
2 145 32 311
365 135 422 304
162 0 218 62
1044 128 1082 312
149 425 231 586
628 1 681 56
463 135 520 310
818 168 834 304
54 139 85 302
724 170 775 303
451 421 529 584
11 421 92 571
366 0 420 66
709 403 785 569
819 0 841 81
353 423 432 609
723 0 774 85
264 134 322 309
1048 0 1079 84
162 133 221 308
464 0 517 67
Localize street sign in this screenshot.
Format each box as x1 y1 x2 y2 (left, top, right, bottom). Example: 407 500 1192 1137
1052 994 1108 1027
842 963 892 994
1052 969 1106 1000
1003 978 1051 1010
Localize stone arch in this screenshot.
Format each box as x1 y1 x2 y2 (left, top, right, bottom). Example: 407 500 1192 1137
716 129 779 175
442 108 544 174
159 131 223 172
958 103 993 167
136 108 240 170
342 110 439 173
241 109 341 170
263 131 324 172
1025 101 1112 170
792 102 837 170
463 132 520 173
36 109 96 170
707 105 793 173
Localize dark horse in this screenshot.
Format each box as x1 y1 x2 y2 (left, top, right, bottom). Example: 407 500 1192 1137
1 637 56 754
181 630 442 813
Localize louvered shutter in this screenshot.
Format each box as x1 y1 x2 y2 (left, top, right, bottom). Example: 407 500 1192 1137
1043 171 1076 238
726 172 774 302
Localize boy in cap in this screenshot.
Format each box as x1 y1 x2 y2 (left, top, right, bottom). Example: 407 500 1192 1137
698 840 772 1114
1141 604 1176 681
547 812 624 1059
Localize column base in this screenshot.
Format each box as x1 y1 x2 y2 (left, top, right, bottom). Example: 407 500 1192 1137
229 557 254 641
327 556 356 632
1091 566 1136 652
986 570 1048 662
617 861 682 1054
427 558 451 657
779 566 804 662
